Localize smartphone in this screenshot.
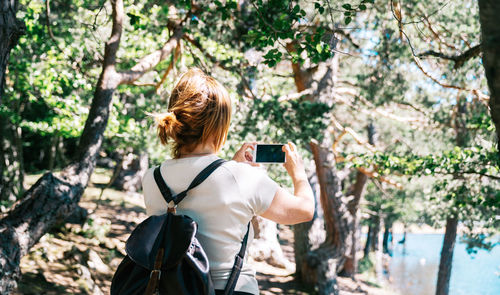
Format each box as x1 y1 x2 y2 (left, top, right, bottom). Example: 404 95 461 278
253 144 286 163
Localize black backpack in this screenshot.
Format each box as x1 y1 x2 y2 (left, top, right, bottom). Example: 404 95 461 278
111 159 250 295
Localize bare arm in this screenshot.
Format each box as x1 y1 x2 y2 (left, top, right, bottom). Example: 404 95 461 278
260 142 314 225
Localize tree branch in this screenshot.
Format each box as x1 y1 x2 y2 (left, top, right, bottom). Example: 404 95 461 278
155 40 181 93
44 0 55 39
418 44 481 69
389 1 489 101
118 25 184 85
277 87 314 102
183 34 257 99
457 171 500 180
333 28 360 49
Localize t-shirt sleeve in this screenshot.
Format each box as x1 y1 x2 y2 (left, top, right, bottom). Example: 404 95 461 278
251 170 279 215
229 162 279 216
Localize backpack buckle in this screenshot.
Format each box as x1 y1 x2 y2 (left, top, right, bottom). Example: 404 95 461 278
150 269 161 280
167 201 177 213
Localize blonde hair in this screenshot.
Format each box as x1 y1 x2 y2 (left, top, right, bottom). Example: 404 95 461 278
155 68 231 158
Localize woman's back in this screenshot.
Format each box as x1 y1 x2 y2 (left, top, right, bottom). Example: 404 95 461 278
141 68 314 294
142 154 278 294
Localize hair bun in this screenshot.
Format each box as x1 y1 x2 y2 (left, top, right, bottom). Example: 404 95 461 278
159 112 177 127
156 111 181 145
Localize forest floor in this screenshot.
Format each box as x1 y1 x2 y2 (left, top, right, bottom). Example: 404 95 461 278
13 170 398 295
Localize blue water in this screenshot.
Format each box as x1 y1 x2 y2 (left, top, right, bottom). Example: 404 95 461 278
388 234 500 295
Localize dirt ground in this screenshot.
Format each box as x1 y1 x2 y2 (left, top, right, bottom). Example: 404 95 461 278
13 171 397 295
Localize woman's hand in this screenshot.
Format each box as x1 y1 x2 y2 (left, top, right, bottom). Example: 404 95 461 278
282 142 307 183
232 142 260 167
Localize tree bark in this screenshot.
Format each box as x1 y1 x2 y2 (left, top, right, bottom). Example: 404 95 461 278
340 171 367 277
249 216 294 270
371 215 381 253
363 224 372 258
341 123 375 277
478 0 500 154
373 216 384 282
307 141 351 295
382 223 391 255
435 216 458 295
287 42 353 294
0 120 23 201
0 0 24 202
13 122 24 197
111 152 149 192
434 90 466 295
0 0 24 102
294 170 325 283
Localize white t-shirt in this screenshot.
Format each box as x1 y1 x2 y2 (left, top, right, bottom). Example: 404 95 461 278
141 154 278 294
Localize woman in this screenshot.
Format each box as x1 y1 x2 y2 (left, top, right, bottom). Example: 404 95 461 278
142 68 314 295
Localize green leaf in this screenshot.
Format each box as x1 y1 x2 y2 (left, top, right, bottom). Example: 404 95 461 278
345 16 352 25
316 43 322 53
359 4 367 10
342 4 352 10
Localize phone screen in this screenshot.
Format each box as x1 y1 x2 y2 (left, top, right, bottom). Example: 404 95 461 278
255 144 285 163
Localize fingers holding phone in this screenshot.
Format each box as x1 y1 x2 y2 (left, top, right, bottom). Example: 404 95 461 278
233 142 260 167
282 142 307 182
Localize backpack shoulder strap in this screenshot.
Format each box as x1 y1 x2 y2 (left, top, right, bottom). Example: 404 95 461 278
153 165 174 204
223 222 251 295
173 158 226 205
153 158 227 206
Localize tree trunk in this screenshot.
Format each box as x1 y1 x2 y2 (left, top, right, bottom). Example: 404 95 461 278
111 152 149 192
340 171 367 278
0 2 187 291
435 216 458 295
371 215 381 253
0 121 22 202
363 224 372 258
341 123 375 277
373 216 384 282
12 122 24 197
434 88 466 295
0 1 125 292
0 0 185 290
287 42 353 293
382 223 391 255
294 169 325 283
478 0 500 154
48 134 59 172
0 0 24 102
0 0 24 202
307 141 351 295
249 216 294 270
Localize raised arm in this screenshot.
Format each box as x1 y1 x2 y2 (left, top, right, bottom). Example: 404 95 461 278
260 142 314 225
